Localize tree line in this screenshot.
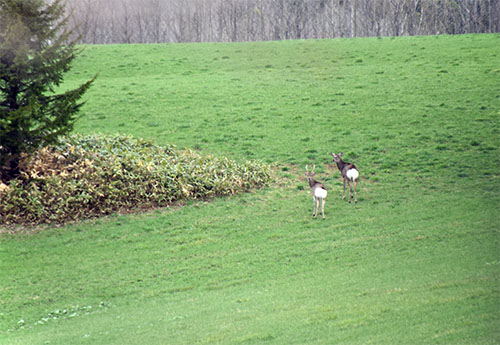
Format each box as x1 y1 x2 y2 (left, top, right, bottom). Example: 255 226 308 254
66 0 499 44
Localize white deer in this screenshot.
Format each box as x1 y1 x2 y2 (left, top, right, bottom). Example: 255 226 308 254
305 165 328 219
331 152 359 203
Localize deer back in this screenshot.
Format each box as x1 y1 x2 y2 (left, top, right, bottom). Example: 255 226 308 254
342 163 357 177
309 178 327 197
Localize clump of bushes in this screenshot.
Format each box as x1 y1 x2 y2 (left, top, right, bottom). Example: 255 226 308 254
0 134 271 225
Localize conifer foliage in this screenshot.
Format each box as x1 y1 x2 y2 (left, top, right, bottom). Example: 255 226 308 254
0 0 95 182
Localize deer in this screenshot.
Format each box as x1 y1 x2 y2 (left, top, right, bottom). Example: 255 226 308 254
305 165 328 219
331 152 359 203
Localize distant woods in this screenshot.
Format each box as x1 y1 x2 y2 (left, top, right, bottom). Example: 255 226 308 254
67 0 499 44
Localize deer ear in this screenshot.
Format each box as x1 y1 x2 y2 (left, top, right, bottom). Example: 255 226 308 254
330 152 334 157
339 152 343 157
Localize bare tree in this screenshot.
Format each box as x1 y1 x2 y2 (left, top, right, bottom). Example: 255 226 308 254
65 0 500 44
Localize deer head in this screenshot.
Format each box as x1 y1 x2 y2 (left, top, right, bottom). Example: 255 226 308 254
331 152 343 163
305 164 316 179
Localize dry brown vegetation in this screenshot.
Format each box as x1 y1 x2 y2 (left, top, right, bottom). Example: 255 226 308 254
0 134 270 225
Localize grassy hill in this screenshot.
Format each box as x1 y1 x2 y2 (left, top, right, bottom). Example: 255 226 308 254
1 34 499 344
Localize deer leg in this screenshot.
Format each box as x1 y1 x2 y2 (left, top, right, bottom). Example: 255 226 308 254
321 198 326 219
354 179 358 203
315 198 320 218
342 178 347 200
312 197 317 217
348 180 353 203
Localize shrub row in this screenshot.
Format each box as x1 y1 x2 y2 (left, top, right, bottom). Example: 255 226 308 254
0 134 271 225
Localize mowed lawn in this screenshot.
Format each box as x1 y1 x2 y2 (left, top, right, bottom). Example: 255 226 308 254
1 34 499 344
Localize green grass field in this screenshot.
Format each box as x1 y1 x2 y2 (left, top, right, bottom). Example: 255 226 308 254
1 34 499 344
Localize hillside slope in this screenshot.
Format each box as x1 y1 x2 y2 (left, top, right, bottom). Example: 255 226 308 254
1 34 499 344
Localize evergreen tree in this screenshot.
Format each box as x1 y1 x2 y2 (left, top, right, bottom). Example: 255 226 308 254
0 0 95 182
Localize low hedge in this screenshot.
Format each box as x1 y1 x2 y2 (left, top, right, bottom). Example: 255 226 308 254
0 134 271 225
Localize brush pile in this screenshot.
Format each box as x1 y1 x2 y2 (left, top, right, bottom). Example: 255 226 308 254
0 134 270 225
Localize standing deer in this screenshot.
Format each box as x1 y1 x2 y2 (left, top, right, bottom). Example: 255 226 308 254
305 165 328 219
331 152 359 203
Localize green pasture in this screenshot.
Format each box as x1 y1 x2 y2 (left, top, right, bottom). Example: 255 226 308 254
1 34 499 344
